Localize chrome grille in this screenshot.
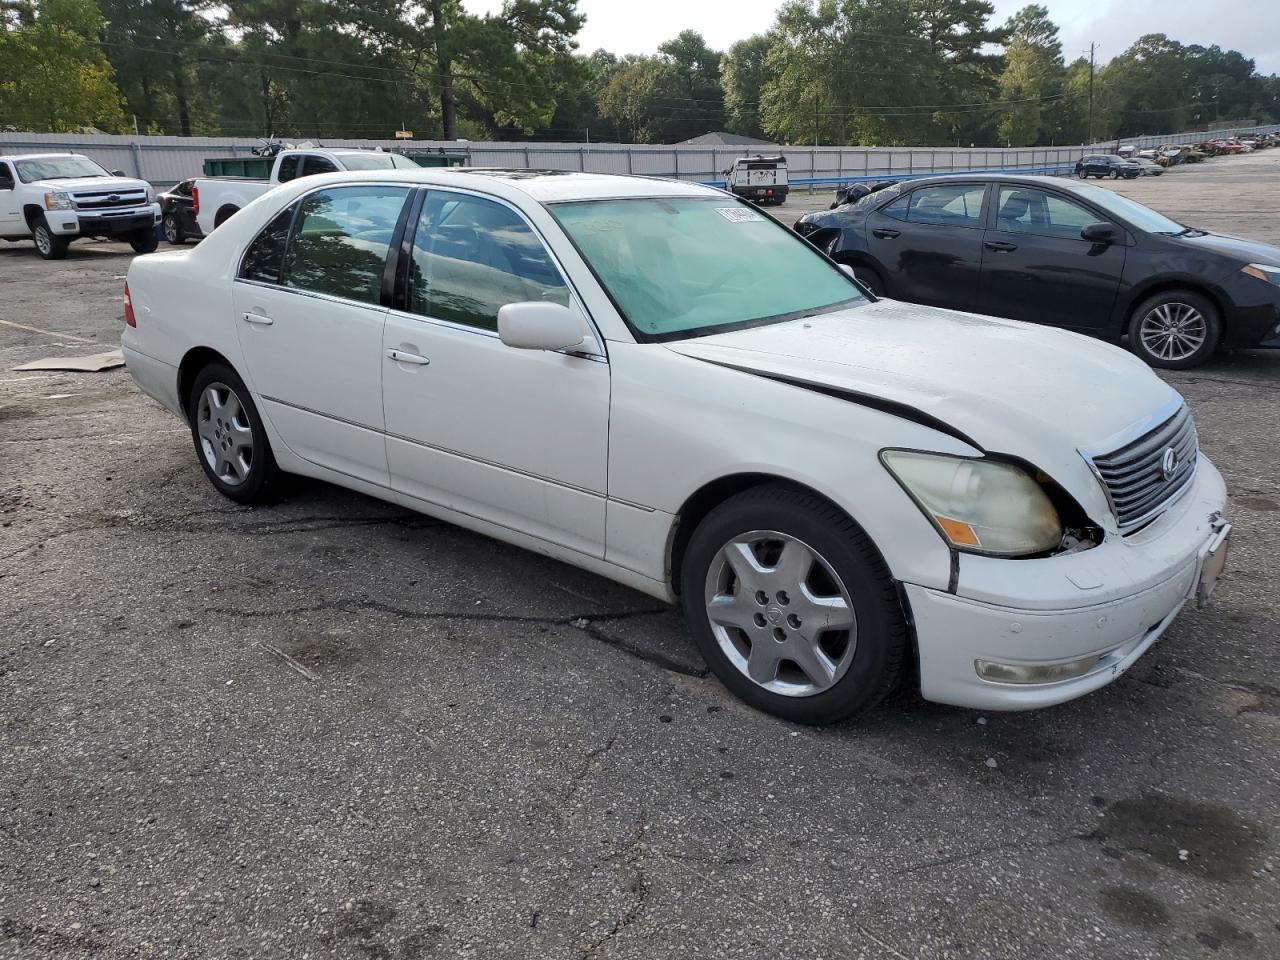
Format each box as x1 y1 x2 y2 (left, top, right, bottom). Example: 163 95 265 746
1092 405 1198 532
73 189 148 211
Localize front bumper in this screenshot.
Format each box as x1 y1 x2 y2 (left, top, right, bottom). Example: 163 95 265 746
908 458 1228 711
50 203 162 238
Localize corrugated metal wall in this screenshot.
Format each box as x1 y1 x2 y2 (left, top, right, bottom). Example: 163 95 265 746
1 125 1276 187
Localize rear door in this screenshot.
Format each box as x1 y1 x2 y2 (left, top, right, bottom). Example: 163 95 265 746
863 181 988 310
231 183 411 485
0 161 19 233
978 184 1126 333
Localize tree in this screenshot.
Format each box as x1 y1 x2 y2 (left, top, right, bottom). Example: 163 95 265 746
721 34 770 138
0 0 125 132
995 4 1064 145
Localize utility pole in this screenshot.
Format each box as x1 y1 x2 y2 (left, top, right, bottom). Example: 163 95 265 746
1087 42 1096 145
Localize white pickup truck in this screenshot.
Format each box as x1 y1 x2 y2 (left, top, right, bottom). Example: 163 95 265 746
0 152 161 260
723 154 789 205
194 148 421 235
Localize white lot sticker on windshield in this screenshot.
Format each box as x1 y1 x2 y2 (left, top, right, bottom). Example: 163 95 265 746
715 207 765 223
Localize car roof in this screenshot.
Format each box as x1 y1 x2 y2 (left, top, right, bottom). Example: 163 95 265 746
288 167 725 204
892 173 1116 197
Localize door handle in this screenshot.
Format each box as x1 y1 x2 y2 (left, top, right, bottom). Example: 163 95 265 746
984 240 1018 252
385 348 430 366
242 312 273 325
872 228 901 239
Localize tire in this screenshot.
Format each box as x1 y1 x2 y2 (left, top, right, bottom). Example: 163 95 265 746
680 484 906 725
1128 289 1221 369
31 216 69 260
163 213 185 245
129 228 159 254
188 363 284 504
1109 169 1120 180
851 266 885 298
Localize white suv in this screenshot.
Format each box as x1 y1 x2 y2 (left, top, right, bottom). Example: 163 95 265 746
0 153 161 259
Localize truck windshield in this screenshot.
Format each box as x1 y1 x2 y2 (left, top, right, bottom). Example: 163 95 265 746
14 156 112 182
339 154 420 171
552 197 864 342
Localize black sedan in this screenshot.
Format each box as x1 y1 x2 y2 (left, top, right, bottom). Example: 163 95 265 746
158 179 202 245
1075 154 1140 179
794 174 1280 368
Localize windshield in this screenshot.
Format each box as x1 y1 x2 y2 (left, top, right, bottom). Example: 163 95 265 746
339 153 419 171
551 197 864 341
1084 187 1188 234
14 156 112 182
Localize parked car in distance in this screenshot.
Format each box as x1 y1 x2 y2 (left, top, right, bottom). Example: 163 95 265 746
723 154 789 205
193 147 421 235
122 168 1231 725
1075 154 1140 179
793 174 1280 368
158 179 202 245
1130 157 1164 176
0 152 160 259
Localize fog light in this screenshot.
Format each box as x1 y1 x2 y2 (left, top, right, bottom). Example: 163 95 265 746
975 655 1103 684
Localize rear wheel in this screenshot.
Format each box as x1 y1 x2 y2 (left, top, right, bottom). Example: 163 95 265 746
680 485 906 725
1129 289 1220 369
31 216 69 260
188 363 283 504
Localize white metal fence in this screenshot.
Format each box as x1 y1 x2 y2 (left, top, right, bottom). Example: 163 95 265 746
1 124 1277 189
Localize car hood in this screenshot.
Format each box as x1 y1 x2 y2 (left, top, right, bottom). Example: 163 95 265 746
1176 231 1280 267
29 176 149 193
664 300 1180 504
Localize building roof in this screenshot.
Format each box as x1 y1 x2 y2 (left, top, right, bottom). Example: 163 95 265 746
678 131 778 147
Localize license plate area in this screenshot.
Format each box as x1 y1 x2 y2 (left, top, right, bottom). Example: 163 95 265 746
1196 522 1230 608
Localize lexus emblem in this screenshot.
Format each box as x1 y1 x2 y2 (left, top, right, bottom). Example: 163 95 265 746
1160 447 1177 481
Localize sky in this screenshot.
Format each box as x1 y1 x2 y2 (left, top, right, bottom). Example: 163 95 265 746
463 0 1280 75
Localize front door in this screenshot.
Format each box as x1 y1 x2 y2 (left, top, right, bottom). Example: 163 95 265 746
232 183 411 486
381 188 610 557
979 184 1127 333
864 181 988 310
0 162 20 234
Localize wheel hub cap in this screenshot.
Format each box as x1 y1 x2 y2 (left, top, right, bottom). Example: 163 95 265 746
1139 302 1207 361
703 530 858 698
196 382 253 486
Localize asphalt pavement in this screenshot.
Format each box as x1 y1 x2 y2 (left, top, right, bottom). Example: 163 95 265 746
1 150 1278 960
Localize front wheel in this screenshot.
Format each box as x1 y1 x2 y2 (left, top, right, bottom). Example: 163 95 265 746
851 266 885 298
129 228 159 254
680 485 906 725
32 216 69 260
188 363 284 503
163 214 184 245
1129 290 1220 369
1110 169 1120 179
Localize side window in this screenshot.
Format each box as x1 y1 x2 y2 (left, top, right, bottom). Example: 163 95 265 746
303 155 339 177
277 155 300 183
996 187 1103 239
176 180 193 197
0 162 13 188
281 185 409 305
879 193 910 222
239 203 296 284
906 183 984 227
407 192 570 331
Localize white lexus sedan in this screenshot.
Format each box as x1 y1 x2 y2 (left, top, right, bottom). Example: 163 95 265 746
121 169 1230 725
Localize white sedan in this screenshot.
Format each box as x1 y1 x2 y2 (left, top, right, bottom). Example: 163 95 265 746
121 169 1230 724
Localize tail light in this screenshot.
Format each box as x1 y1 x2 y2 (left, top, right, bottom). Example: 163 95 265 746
123 281 136 327
192 185 200 217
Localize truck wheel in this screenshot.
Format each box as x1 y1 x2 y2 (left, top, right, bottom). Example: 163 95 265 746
32 217 69 260
163 214 185 245
129 228 159 254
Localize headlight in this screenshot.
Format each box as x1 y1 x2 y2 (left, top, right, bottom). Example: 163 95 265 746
146 184 156 203
881 451 1063 556
1241 263 1280 285
44 190 73 211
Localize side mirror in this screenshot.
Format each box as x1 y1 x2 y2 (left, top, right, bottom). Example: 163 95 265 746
111 169 127 177
839 263 857 280
1081 222 1118 244
497 301 585 352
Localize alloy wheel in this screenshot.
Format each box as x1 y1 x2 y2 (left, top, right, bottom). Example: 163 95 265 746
703 530 857 697
1138 302 1209 362
164 216 179 243
196 382 254 486
34 226 51 255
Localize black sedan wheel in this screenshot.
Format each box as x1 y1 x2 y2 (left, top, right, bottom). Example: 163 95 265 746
1129 290 1220 369
163 214 184 245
